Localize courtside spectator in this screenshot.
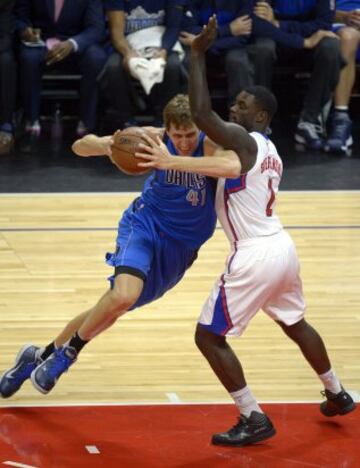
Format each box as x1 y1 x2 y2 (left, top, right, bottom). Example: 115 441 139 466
102 0 187 128
0 0 16 155
325 0 360 153
15 0 107 137
254 0 343 150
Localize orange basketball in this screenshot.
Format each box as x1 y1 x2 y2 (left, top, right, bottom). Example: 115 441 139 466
110 127 155 176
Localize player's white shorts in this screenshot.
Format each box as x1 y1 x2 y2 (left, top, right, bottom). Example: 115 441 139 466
198 229 305 336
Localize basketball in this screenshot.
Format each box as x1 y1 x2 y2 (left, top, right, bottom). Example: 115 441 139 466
110 127 155 176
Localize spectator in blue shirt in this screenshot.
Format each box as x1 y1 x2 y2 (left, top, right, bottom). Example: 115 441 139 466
15 0 107 138
325 0 360 153
102 0 187 127
179 0 332 110
0 0 16 155
180 0 269 107
254 0 343 151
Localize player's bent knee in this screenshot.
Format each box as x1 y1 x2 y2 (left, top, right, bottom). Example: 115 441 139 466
277 318 307 339
110 273 143 312
109 287 139 313
195 324 226 352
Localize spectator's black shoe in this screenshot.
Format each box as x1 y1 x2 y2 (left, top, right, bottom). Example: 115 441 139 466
212 411 276 447
320 388 356 417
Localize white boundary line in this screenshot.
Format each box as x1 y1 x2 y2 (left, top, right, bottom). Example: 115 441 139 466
2 397 355 409
0 190 359 198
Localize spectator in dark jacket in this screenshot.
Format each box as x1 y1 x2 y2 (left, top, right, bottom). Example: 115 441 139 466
102 0 187 127
0 0 16 155
254 0 343 150
325 0 360 153
15 0 107 137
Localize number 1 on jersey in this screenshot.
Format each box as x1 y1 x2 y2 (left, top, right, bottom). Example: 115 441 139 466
266 178 275 217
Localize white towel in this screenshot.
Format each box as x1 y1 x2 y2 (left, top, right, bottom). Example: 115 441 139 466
126 25 184 94
128 57 166 94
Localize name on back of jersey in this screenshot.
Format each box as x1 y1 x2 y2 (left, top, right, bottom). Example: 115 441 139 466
260 155 282 177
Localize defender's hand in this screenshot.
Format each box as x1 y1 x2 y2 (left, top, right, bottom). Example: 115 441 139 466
191 15 218 53
135 134 173 170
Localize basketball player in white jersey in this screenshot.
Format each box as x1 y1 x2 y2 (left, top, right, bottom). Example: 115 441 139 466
136 16 356 447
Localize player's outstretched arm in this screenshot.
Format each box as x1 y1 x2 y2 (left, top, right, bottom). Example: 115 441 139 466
189 16 257 173
135 135 241 179
72 134 113 157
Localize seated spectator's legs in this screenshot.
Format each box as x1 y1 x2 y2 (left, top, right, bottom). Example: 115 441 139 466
296 37 343 150
100 52 137 127
302 37 342 122
0 47 16 154
20 45 47 135
247 37 276 89
224 48 254 105
151 51 185 123
325 26 360 153
77 44 107 133
334 27 360 106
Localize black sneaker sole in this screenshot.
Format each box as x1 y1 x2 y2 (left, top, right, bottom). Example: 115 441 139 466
212 427 276 447
321 401 356 417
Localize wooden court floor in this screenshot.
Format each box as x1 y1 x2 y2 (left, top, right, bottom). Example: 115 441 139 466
0 191 359 407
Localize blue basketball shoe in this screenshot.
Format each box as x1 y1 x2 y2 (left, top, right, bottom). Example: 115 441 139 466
324 112 353 153
31 346 77 394
0 344 41 398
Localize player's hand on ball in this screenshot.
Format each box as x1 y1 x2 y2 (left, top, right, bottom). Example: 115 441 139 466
135 134 172 170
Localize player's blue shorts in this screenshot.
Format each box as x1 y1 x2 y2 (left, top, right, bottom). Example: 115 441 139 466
106 198 198 310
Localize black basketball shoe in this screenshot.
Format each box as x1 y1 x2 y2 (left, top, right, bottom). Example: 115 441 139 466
212 411 276 447
320 388 356 417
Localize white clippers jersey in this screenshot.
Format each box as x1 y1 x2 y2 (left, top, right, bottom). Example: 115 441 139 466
216 131 283 242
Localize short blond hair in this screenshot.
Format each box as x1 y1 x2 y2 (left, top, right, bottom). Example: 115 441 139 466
163 94 194 130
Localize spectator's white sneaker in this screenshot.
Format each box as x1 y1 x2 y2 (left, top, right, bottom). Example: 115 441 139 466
25 120 41 137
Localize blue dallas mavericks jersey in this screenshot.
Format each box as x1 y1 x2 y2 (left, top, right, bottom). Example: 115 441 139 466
136 131 217 249
107 131 217 308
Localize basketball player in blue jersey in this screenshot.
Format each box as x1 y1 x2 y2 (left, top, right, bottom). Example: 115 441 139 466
136 17 356 448
0 94 220 398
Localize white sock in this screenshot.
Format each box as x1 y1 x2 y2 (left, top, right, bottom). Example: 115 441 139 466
318 369 342 394
35 347 45 361
230 386 263 417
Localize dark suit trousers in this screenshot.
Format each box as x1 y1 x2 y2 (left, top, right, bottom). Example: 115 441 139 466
20 44 107 129
0 47 16 125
